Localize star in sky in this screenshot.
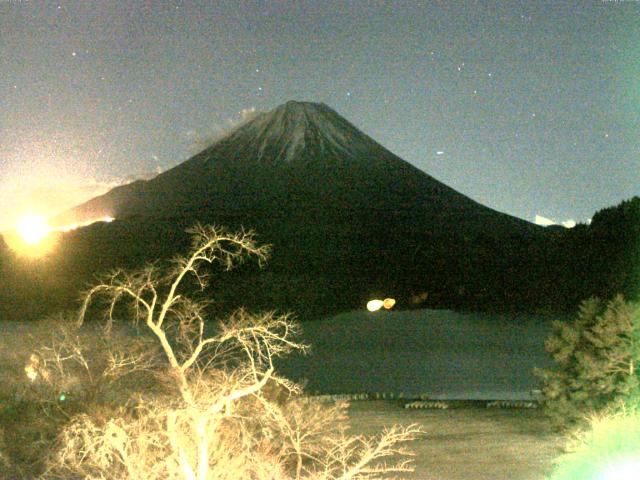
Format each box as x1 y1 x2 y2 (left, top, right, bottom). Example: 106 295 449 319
0 0 637 230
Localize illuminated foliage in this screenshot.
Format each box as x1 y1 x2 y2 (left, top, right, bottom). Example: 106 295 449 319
535 295 640 429
24 313 159 406
548 401 640 480
42 224 421 479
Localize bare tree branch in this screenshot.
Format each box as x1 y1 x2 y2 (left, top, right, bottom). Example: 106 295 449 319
45 224 421 480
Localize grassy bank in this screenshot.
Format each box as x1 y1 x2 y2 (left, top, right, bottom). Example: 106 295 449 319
347 400 563 480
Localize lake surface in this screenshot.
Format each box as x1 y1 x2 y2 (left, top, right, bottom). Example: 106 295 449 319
1 308 564 401
277 309 562 400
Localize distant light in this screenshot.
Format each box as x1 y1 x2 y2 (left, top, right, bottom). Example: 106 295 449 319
411 292 429 305
436 151 444 155
367 299 384 312
598 458 640 480
383 298 396 310
58 215 115 232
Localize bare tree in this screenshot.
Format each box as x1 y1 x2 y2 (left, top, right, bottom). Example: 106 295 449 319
43 224 421 479
24 312 158 409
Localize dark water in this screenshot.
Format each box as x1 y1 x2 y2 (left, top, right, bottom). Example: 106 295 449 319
277 309 561 400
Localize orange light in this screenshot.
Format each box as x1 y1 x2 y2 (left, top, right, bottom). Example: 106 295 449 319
383 298 396 309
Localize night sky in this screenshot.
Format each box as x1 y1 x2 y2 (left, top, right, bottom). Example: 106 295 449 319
1 0 638 231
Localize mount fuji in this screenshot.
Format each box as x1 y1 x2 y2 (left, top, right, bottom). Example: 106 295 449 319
55 101 535 236
15 101 551 318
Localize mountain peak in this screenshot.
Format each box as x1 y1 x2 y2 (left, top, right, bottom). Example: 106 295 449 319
266 100 335 129
280 99 329 111
217 100 378 165
274 100 335 119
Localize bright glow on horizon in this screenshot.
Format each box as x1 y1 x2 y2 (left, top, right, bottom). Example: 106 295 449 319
16 215 51 245
4 214 115 258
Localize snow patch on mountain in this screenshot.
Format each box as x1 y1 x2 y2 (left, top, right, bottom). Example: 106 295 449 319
223 101 379 164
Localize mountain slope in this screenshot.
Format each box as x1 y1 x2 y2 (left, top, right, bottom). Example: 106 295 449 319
38 101 551 317
55 101 535 235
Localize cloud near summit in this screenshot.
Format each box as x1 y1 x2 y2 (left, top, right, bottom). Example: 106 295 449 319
186 107 261 155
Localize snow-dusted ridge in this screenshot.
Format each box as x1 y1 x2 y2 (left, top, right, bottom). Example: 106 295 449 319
218 100 383 164
55 99 541 235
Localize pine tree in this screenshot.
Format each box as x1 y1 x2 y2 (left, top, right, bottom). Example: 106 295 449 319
535 295 640 429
